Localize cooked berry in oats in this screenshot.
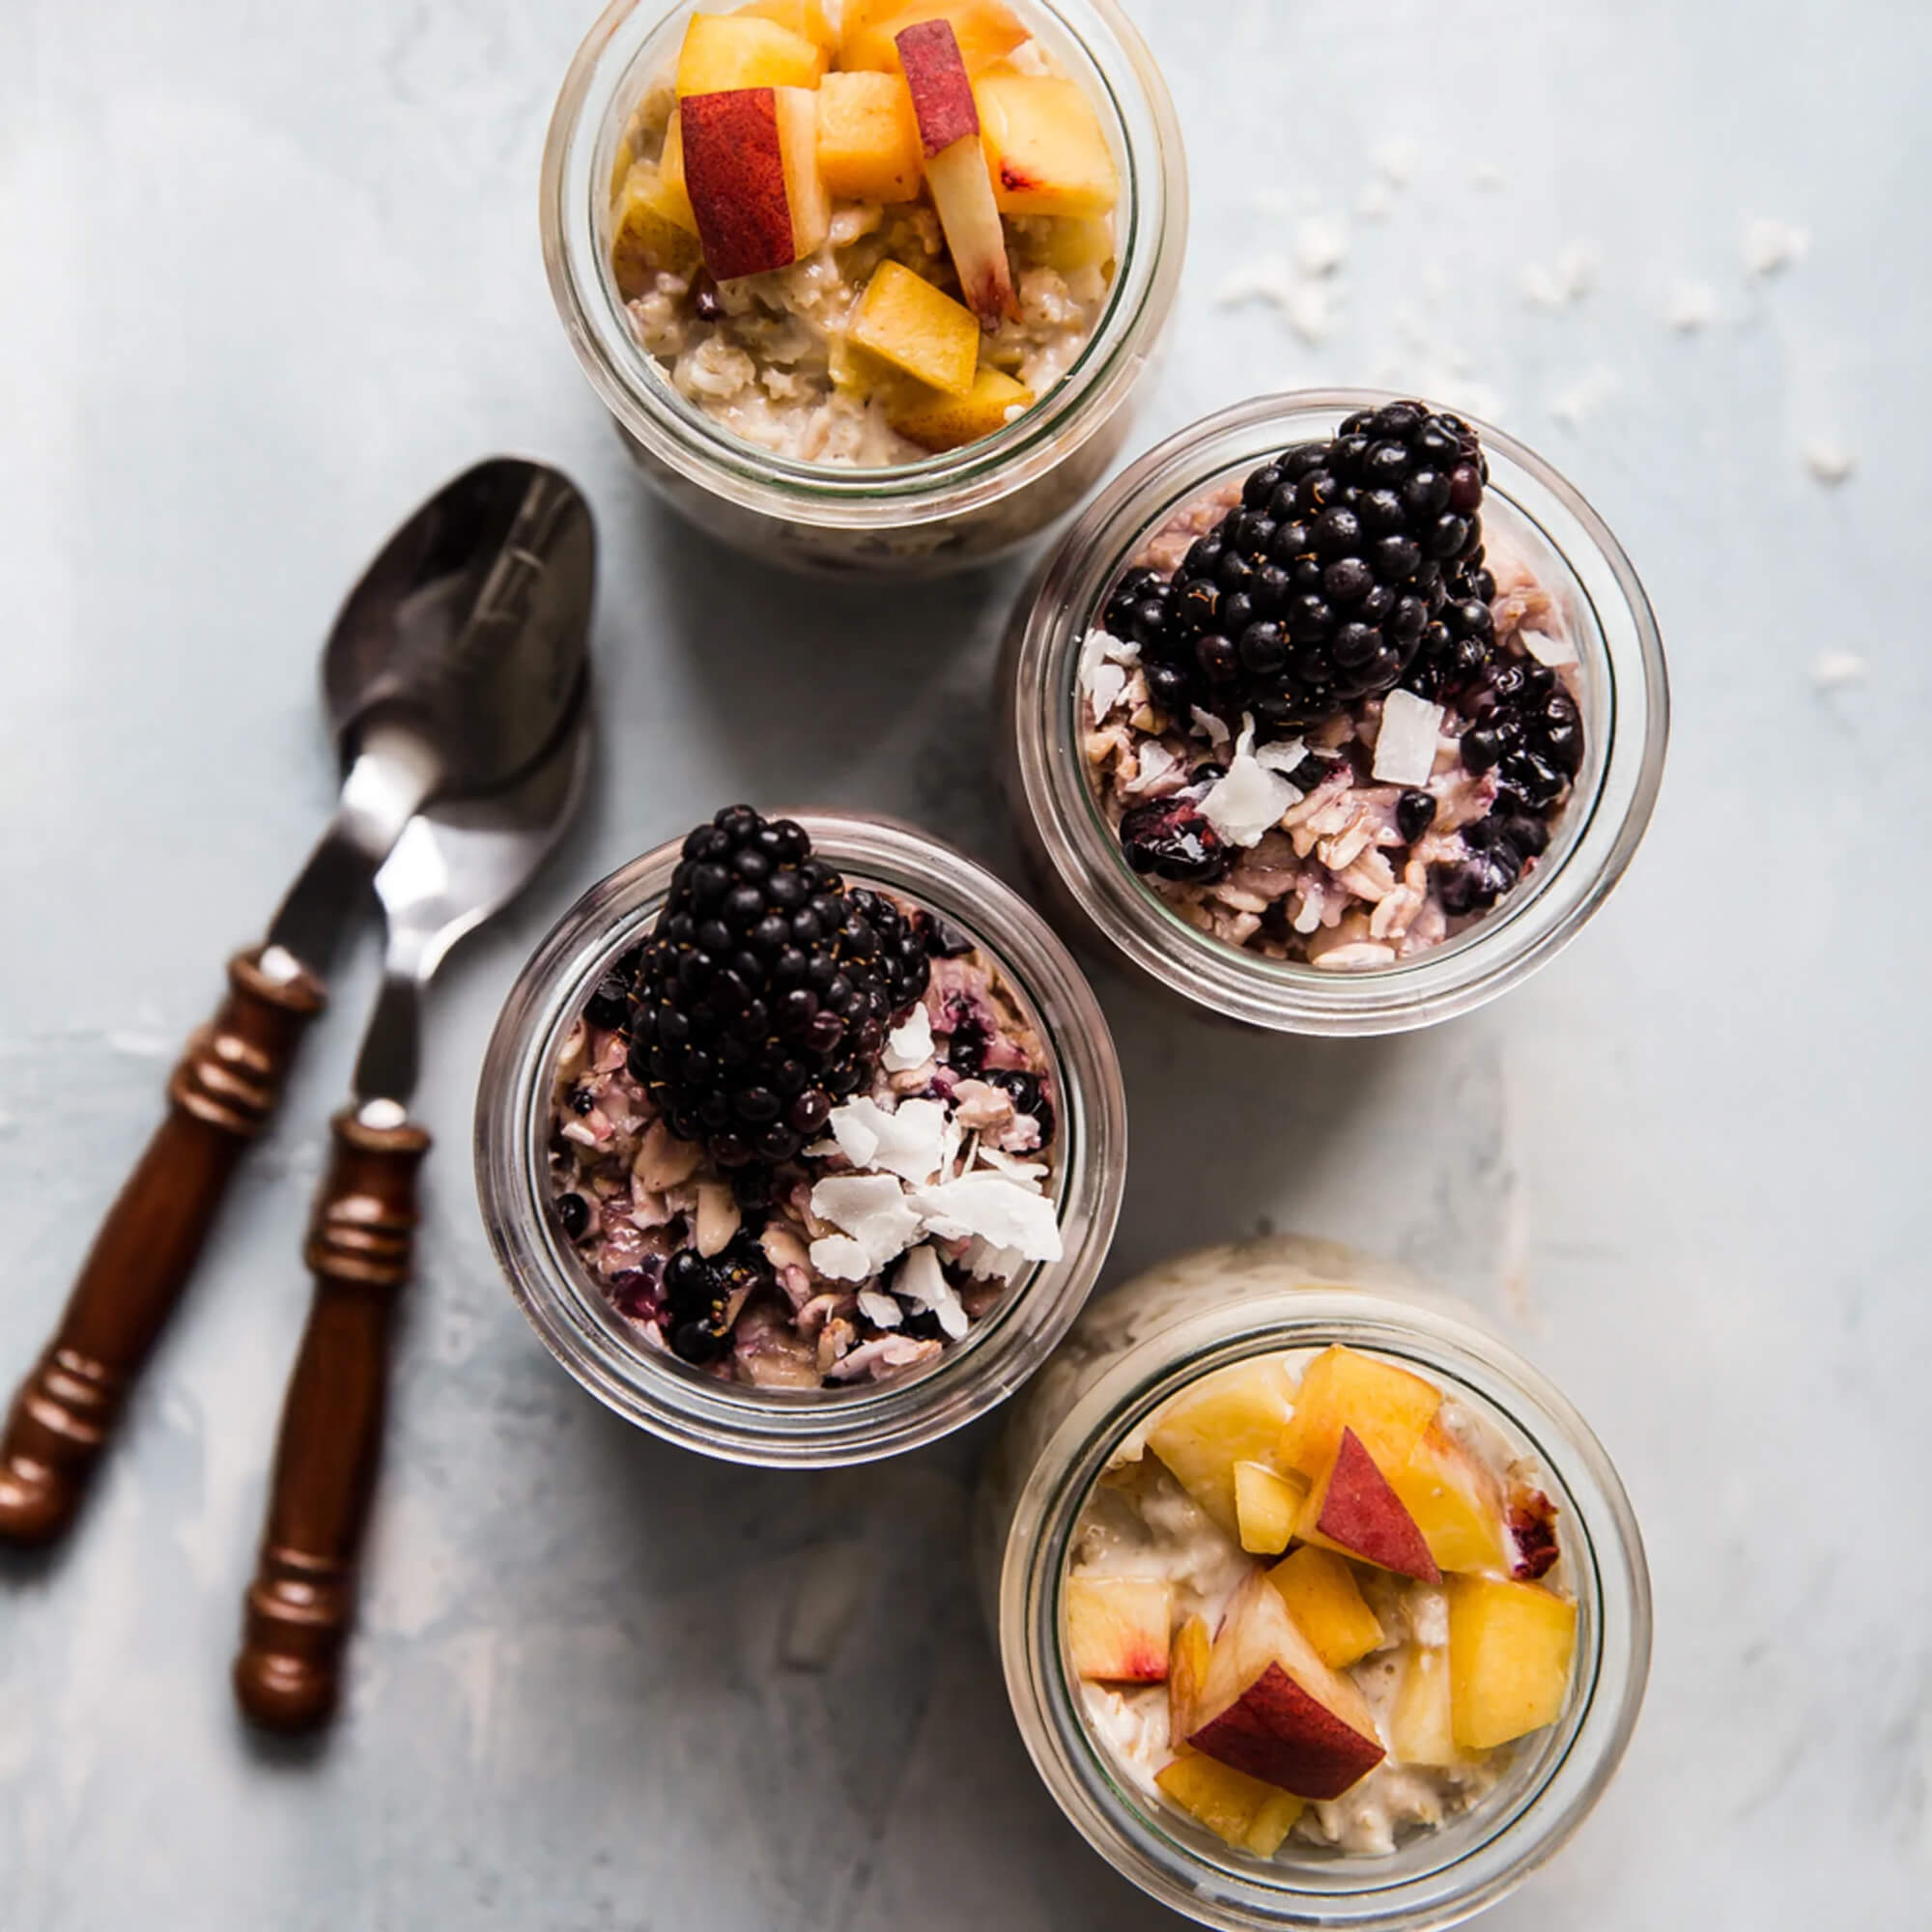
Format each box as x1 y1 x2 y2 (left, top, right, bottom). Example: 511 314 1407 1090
550 807 1064 1388
1079 402 1585 969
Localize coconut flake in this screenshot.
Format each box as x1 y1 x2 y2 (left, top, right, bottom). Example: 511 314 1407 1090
1084 659 1127 722
1520 627 1578 669
1812 651 1866 691
1122 741 1182 796
1666 280 1719 332
962 1236 1028 1282
1743 217 1809 277
857 1290 903 1330
975 1143 1050 1185
827 1096 948 1184
1201 716 1301 848
1295 213 1349 278
1356 179 1394 222
809 1174 922 1280
882 1003 933 1073
1371 690 1444 787
1253 738 1308 778
1190 705 1233 747
894 1243 970 1340
1804 440 1855 487
908 1173 1064 1262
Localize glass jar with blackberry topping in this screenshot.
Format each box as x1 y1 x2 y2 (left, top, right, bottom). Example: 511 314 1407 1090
539 0 1187 577
476 810 1125 1465
998 392 1669 1033
975 1236 1651 1930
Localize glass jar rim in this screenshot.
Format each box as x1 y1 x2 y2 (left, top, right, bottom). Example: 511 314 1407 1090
538 0 1188 526
473 811 1128 1465
996 1271 1653 1928
1007 390 1670 1034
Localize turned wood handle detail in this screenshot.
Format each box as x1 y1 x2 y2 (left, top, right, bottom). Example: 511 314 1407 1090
0 949 325 1545
234 1108 431 1733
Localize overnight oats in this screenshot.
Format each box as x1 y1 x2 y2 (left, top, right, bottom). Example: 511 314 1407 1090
1081 402 1580 970
477 810 1125 1463
608 2 1122 463
1001 392 1668 1032
541 0 1186 572
980 1236 1651 1928
1067 1345 1576 1859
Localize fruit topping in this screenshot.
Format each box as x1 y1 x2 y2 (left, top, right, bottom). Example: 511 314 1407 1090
1155 1753 1305 1857
680 86 829 280
1266 1546 1383 1670
627 806 930 1169
849 259 982 395
1387 1420 1511 1577
1168 1613 1212 1742
1278 1345 1441 1479
975 71 1119 219
1118 796 1232 885
1507 1485 1561 1581
1297 1428 1443 1584
1388 1644 1457 1766
1445 1576 1577 1750
675 11 829 95
1145 1355 1298 1537
1065 1576 1173 1683
814 68 923 200
1234 1460 1308 1556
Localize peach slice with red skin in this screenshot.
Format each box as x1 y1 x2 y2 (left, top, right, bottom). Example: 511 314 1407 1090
1299 1427 1442 1584
1185 1571 1385 1801
897 20 1019 324
1065 1576 1172 1684
680 86 827 280
1278 1344 1442 1481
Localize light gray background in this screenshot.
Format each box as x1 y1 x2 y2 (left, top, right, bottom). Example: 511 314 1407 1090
3 0 1926 1925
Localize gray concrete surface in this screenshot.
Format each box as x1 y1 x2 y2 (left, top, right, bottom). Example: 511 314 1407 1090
3 0 1927 1925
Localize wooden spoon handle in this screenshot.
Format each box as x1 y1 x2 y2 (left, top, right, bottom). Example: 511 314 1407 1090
0 949 326 1545
234 1107 431 1732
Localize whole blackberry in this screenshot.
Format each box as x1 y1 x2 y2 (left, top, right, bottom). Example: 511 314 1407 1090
661 1233 773 1365
1103 401 1491 735
628 807 931 1169
1118 796 1231 884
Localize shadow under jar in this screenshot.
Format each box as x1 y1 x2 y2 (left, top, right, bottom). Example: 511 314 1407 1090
977 1236 1651 1932
999 392 1669 1032
540 0 1187 577
477 813 1126 1465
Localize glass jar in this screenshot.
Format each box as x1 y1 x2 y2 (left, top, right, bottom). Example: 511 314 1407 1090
999 392 1670 1031
978 1235 1651 1931
476 812 1126 1465
539 0 1188 577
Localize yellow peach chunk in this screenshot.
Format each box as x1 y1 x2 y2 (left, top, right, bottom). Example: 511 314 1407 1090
675 13 828 96
888 365 1033 451
842 0 1029 75
1234 1460 1308 1556
1065 1575 1172 1684
850 260 980 395
1388 1420 1511 1577
1155 1753 1305 1855
610 164 703 295
734 0 836 51
815 69 923 202
1278 1345 1442 1480
1145 1355 1299 1540
1389 1645 1457 1766
1265 1545 1383 1670
1169 1613 1212 1744
976 71 1118 218
1447 1576 1577 1749
658 108 697 231
1030 213 1116 274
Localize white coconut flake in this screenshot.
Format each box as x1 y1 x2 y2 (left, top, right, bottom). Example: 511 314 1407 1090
894 1243 970 1340
962 1237 1028 1282
1201 739 1300 848
809 1174 922 1279
1666 280 1719 332
974 1143 1050 1185
1122 740 1182 796
1555 241 1601 299
1214 252 1297 310
1521 627 1579 669
882 1003 933 1073
1550 365 1618 428
802 1138 842 1160
909 1173 1064 1262
1743 217 1809 277
827 1096 948 1184
1812 651 1867 691
857 1290 903 1330
1804 440 1855 487
1084 659 1127 723
1373 138 1416 186
1253 738 1308 778
1356 178 1393 221
1296 213 1349 277
1372 689 1444 786
1190 705 1233 747
1471 161 1508 191
1280 279 1338 347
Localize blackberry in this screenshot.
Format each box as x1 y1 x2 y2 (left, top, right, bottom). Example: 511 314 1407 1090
1435 818 1522 918
583 972 632 1031
661 1232 774 1365
628 808 931 1169
1458 661 1584 817
1103 401 1491 734
1118 797 1231 885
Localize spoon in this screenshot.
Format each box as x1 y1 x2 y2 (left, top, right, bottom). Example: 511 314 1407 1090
233 713 591 1732
0 459 595 1544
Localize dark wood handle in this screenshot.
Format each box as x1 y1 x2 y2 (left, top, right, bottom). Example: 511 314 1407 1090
234 1107 431 1732
0 949 325 1545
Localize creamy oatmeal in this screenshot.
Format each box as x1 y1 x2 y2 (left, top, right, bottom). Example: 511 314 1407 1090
606 1 1120 464
1065 1344 1576 1858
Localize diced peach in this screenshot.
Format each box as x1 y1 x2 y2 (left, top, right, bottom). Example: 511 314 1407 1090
842 0 1029 75
1031 213 1115 274
1446 1576 1577 1750
610 164 703 295
681 85 827 278
733 0 836 52
1388 1420 1511 1577
1168 1613 1211 1744
658 108 697 230
888 364 1031 450
771 85 830 257
1298 1428 1441 1583
1234 1460 1307 1556
674 12 828 96
1389 1644 1457 1766
850 260 980 393
1065 1575 1172 1684
1187 1571 1385 1801
1145 1355 1298 1540
1156 1753 1298 1854
1278 1345 1442 1479
1265 1546 1383 1671
975 71 1117 218
815 69 923 201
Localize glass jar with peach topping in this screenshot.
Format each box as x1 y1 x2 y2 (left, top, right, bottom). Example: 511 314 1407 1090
978 1236 1651 1929
540 0 1186 574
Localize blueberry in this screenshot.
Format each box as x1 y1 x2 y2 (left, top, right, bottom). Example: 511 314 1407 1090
555 1192 589 1241
1396 790 1438 843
